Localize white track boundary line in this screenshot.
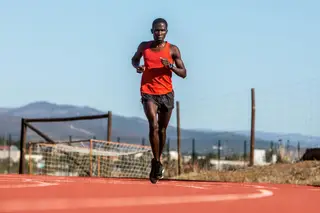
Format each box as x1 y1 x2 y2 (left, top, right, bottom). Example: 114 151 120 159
0 178 59 189
309 188 320 191
0 189 273 212
0 177 208 190
0 175 278 191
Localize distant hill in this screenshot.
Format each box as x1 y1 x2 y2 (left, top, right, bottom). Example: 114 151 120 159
0 101 317 155
0 108 10 113
234 131 320 148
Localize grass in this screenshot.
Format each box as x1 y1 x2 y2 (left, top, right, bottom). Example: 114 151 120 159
173 161 320 186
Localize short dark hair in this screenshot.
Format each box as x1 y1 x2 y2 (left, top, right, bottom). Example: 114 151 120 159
152 18 168 28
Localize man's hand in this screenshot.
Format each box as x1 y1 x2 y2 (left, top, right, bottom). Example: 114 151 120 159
132 42 147 74
136 65 145 73
160 57 171 68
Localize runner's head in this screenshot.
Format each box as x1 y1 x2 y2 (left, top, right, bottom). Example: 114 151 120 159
151 18 168 43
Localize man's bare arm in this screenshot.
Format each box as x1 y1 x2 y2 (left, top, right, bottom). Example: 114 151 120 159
171 45 187 79
131 42 147 69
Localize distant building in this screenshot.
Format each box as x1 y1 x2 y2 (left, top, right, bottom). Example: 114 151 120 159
0 145 20 162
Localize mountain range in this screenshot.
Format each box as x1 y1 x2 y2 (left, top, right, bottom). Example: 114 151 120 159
0 101 318 155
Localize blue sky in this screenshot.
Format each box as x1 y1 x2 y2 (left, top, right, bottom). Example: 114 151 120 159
0 0 319 136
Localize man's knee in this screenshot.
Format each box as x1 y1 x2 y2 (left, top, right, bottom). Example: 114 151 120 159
149 121 159 132
158 127 166 135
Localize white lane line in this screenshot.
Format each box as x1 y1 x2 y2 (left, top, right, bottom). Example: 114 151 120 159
0 189 273 212
309 188 320 191
245 184 279 190
0 178 59 189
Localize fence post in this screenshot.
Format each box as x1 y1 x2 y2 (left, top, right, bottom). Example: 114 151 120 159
297 141 300 160
243 140 247 165
217 140 221 169
167 138 170 161
192 138 195 165
176 101 181 175
7 134 12 173
270 141 274 154
249 88 256 166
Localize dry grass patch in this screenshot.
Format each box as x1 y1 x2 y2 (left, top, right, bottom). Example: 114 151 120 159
174 161 320 186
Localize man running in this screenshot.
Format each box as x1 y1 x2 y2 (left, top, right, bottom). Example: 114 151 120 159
131 18 187 183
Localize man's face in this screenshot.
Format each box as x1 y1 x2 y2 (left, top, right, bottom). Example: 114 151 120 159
152 22 167 42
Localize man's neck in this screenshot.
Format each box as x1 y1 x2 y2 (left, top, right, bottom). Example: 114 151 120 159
153 40 166 47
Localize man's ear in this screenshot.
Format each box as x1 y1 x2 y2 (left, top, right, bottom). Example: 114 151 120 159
150 29 153 34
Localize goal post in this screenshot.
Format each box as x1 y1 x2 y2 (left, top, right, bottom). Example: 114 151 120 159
27 139 152 178
18 111 113 174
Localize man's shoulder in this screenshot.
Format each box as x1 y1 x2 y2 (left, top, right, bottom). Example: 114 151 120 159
138 41 152 48
168 42 179 50
168 43 180 55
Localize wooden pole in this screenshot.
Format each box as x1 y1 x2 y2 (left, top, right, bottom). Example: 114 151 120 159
192 138 195 166
249 88 256 166
89 140 93 177
19 119 27 174
7 134 11 173
176 101 181 175
107 111 112 141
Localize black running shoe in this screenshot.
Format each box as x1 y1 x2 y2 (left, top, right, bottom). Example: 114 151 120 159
156 161 164 179
149 158 158 184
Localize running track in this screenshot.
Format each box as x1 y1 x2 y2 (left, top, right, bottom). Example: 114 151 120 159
0 174 318 213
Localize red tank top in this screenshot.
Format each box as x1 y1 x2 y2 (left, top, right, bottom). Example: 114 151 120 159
140 41 174 95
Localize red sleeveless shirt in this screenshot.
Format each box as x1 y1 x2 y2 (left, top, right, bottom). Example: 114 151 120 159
140 41 174 95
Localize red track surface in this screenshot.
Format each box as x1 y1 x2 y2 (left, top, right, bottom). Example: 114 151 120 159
0 174 318 213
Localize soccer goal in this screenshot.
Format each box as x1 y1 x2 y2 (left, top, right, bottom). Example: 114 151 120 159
18 112 113 175
19 112 154 178
27 139 153 178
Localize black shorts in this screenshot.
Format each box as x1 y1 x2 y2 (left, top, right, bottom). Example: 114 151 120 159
141 91 175 113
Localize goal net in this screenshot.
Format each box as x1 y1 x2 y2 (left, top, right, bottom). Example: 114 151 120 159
27 139 153 178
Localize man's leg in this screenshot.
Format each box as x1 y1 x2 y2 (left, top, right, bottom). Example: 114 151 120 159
158 91 175 159
156 91 174 179
142 100 160 161
158 109 173 160
142 99 163 183
156 109 173 179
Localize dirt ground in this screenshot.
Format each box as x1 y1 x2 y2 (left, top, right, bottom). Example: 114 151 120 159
173 161 320 186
